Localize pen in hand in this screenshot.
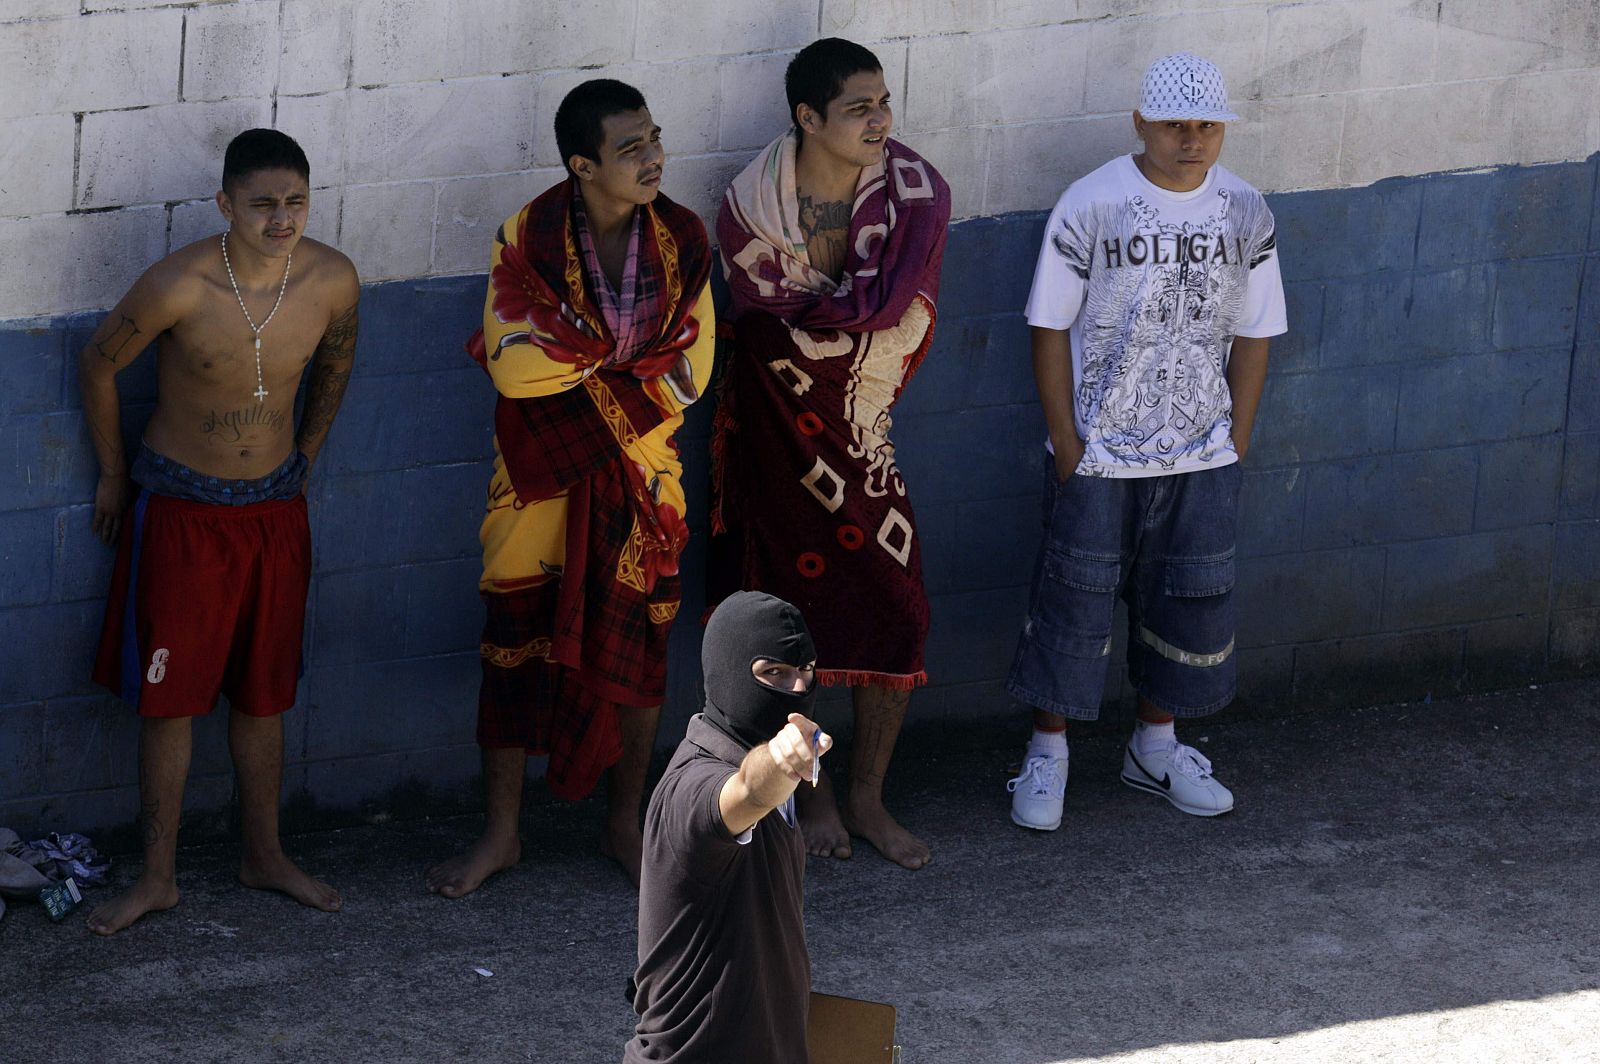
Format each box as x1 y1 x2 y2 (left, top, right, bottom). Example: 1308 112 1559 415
810 729 821 788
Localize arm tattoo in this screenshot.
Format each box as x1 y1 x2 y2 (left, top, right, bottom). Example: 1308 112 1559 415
296 303 358 459
298 366 352 444
314 303 359 362
88 313 144 364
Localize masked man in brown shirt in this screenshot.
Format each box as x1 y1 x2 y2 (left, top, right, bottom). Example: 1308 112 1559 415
625 591 832 1063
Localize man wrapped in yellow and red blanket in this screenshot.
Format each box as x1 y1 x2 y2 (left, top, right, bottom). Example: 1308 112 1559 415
430 80 714 895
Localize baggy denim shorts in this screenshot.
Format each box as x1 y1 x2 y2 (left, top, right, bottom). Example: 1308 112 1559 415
1006 452 1243 720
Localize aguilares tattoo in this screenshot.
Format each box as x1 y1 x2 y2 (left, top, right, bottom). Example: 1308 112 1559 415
202 405 287 443
89 313 144 364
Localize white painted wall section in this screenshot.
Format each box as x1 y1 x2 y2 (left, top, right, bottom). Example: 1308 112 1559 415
1 0 1597 318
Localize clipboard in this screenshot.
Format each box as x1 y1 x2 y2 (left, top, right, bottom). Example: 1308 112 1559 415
807 991 901 1063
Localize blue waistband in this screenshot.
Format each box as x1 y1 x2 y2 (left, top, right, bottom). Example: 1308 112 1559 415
131 442 307 505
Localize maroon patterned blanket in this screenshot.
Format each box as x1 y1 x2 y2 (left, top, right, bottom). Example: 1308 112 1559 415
711 134 949 687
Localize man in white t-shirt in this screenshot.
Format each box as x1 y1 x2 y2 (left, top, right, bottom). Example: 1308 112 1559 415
1005 53 1288 831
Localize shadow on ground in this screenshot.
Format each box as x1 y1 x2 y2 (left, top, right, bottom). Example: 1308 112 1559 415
3 680 1598 1063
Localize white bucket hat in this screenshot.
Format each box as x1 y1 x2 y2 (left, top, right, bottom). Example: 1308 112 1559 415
1138 53 1240 123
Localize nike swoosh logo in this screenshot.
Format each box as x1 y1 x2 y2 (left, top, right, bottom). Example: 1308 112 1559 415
1129 749 1172 791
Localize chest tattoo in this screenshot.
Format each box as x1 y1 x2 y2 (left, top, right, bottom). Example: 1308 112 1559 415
797 194 851 281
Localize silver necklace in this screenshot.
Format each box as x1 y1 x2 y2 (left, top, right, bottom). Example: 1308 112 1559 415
221 231 291 403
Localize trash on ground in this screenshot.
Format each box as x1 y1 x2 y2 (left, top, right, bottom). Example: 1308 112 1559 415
40 877 84 922
19 832 111 886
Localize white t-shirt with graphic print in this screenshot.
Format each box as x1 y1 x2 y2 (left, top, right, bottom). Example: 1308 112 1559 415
1025 154 1288 478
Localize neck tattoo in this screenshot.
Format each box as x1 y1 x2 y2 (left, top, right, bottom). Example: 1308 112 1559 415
221 231 292 404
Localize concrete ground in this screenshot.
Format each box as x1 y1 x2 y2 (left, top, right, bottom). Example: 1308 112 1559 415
3 680 1598 1063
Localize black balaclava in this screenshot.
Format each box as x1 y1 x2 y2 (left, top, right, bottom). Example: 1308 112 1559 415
701 591 817 751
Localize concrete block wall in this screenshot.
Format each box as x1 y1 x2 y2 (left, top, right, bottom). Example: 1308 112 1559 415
2 1 1599 835
3 156 1597 837
1246 166 1599 709
899 158 1600 728
0 275 494 835
4 0 1600 319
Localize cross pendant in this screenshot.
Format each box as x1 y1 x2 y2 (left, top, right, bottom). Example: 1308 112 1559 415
254 385 269 402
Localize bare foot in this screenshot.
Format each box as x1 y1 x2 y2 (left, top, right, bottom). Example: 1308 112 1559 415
85 875 180 936
426 832 521 899
600 818 643 890
794 772 852 860
239 851 342 912
841 794 931 870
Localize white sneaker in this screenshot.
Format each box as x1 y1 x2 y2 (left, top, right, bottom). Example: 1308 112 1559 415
1121 739 1234 816
1007 750 1068 831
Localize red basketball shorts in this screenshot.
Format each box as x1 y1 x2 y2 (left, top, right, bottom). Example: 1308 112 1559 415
92 490 312 718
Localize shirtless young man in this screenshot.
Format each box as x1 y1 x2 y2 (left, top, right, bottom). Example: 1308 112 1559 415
80 129 359 935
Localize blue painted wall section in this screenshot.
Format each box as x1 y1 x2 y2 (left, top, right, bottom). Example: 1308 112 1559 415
1 156 1596 836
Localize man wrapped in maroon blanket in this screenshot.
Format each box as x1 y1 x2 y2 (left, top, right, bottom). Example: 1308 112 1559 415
428 80 716 895
711 38 950 870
